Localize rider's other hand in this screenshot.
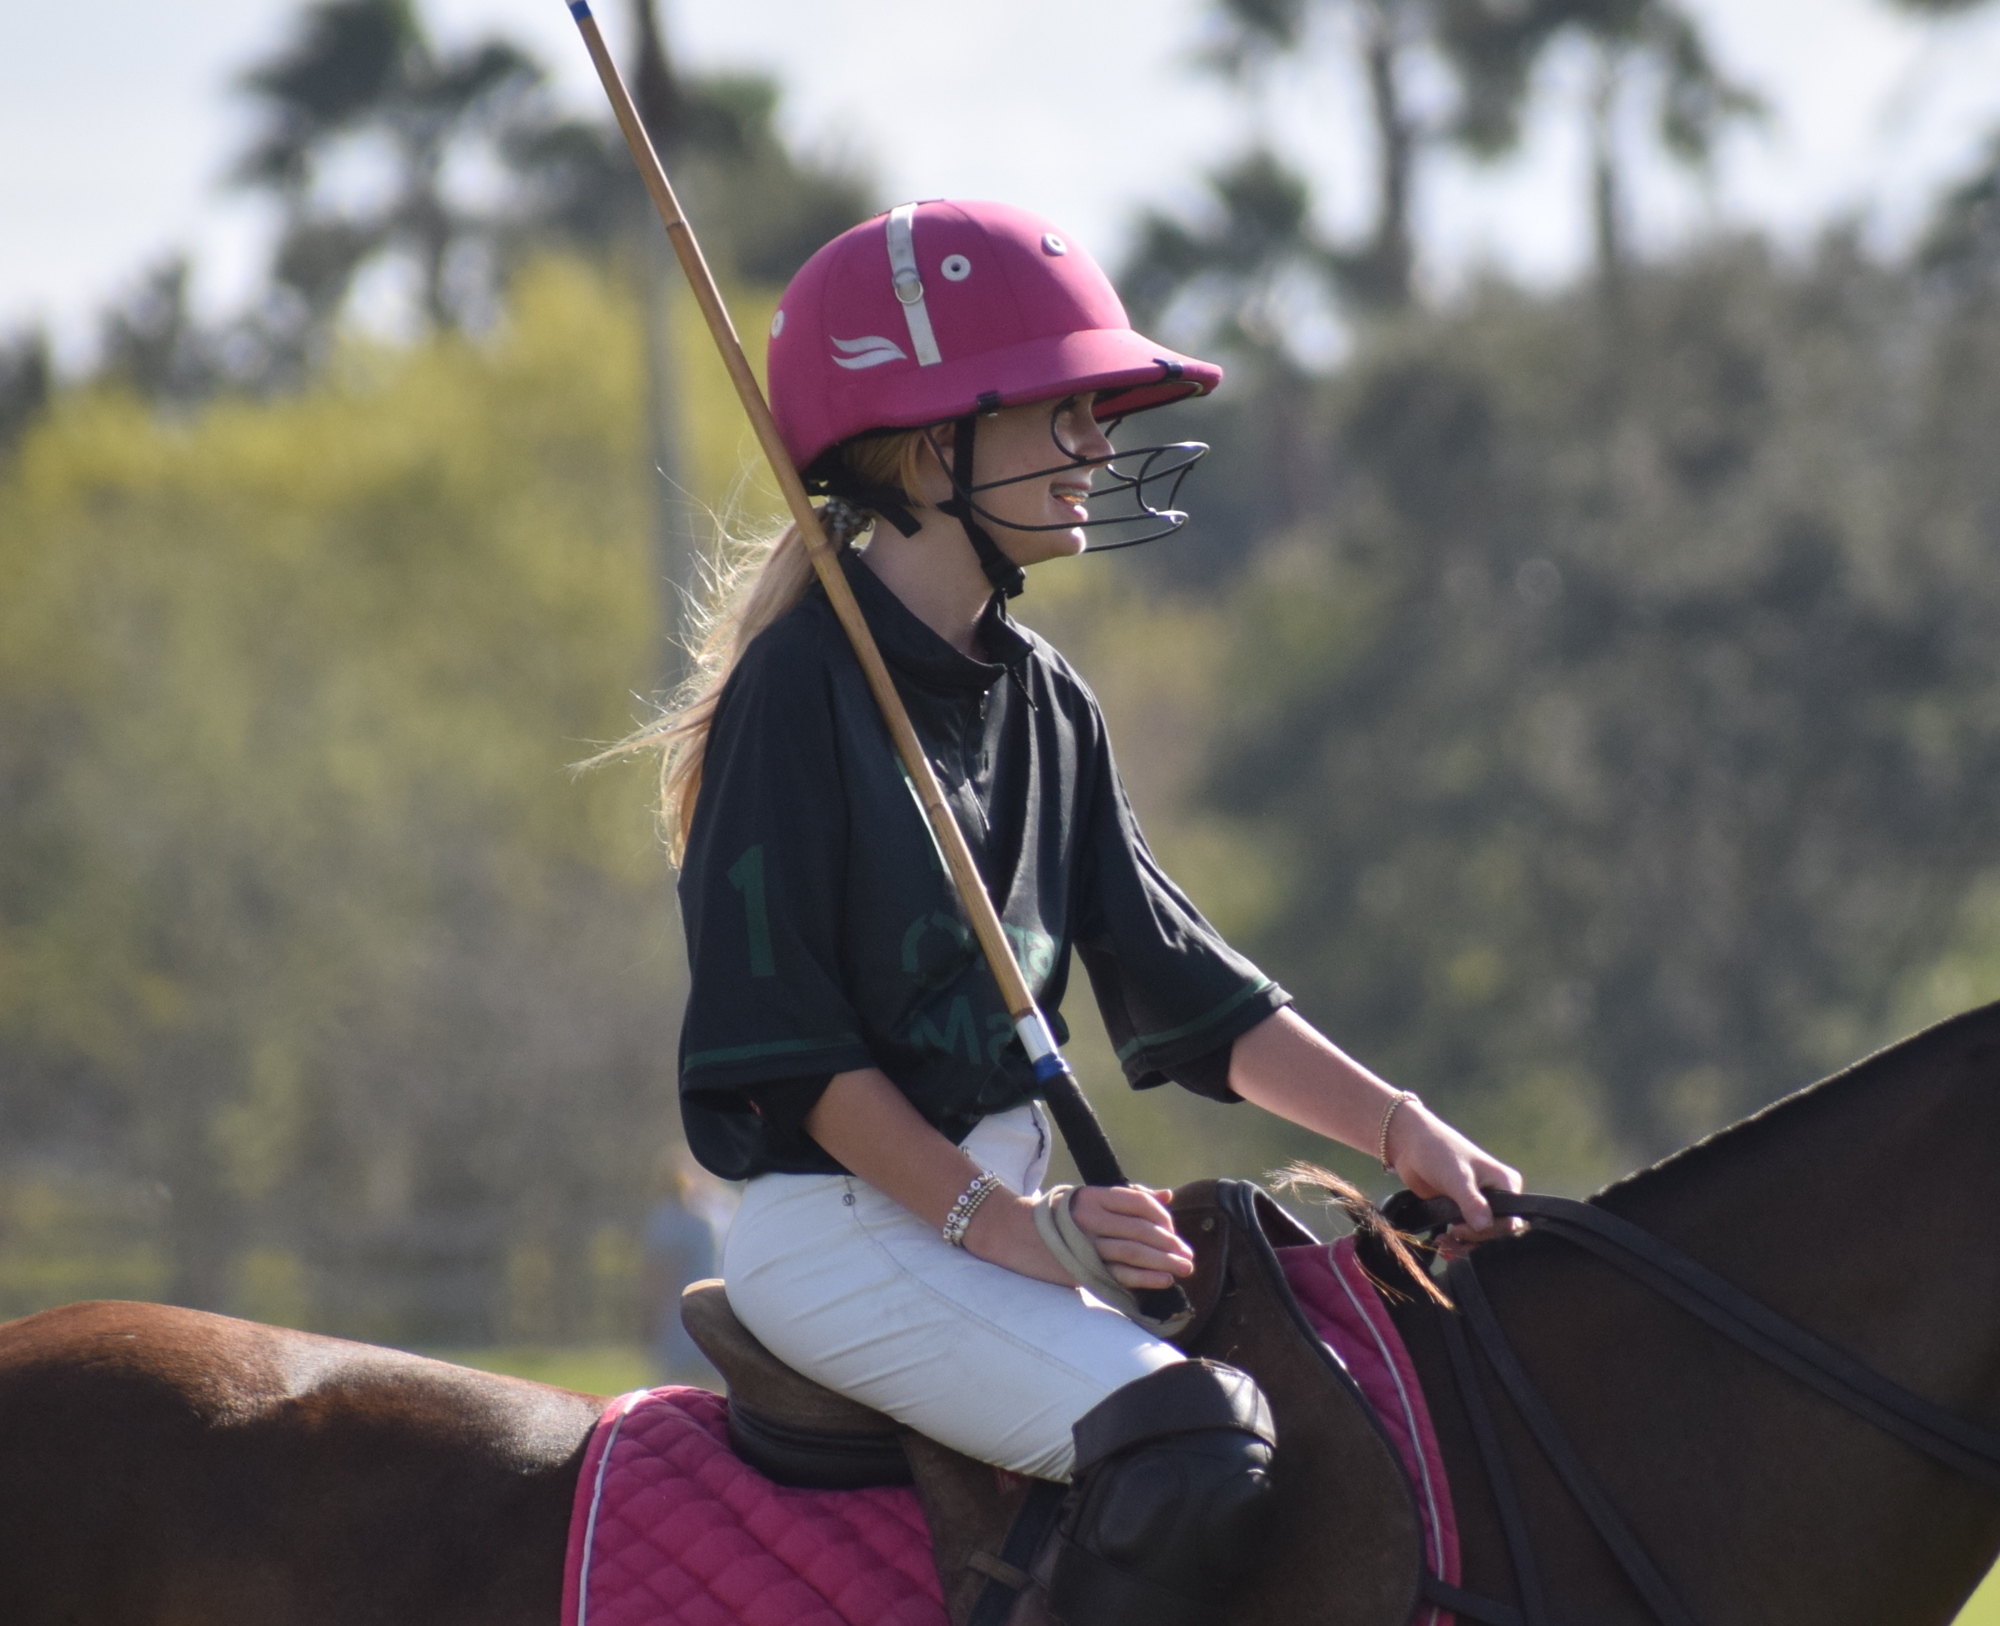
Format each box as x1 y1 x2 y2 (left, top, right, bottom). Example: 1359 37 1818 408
1069 1184 1195 1291
1387 1105 1523 1254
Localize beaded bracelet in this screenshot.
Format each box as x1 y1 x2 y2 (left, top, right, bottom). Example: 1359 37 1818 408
941 1170 1004 1248
1378 1089 1420 1173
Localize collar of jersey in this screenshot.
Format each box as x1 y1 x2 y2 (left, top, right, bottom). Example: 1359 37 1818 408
842 548 1032 692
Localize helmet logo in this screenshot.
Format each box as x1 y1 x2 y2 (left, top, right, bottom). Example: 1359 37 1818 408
1041 234 1067 256
941 255 972 282
830 334 909 370
770 309 786 337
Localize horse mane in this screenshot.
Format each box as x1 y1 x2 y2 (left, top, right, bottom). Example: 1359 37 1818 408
1590 998 2000 1208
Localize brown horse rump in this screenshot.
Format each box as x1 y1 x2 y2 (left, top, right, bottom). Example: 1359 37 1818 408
561 1197 1457 1626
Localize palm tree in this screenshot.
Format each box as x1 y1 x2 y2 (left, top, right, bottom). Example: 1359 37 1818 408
1439 0 1761 293
1208 0 1433 312
233 0 541 360
1123 150 1338 531
1919 134 2000 281
1878 0 2000 284
1126 150 1332 342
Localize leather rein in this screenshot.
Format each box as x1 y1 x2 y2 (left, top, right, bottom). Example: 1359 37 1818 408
1379 1190 2000 1626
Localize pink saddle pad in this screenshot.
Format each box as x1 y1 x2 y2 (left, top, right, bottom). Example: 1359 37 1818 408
562 1238 1459 1626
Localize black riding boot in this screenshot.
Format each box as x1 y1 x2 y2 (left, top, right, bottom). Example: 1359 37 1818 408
1047 1359 1278 1626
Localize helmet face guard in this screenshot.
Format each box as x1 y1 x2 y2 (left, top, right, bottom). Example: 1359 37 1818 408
769 201 1225 594
813 403 1208 597
937 400 1210 556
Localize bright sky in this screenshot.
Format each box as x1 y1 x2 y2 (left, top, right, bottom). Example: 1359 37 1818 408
7 0 2000 366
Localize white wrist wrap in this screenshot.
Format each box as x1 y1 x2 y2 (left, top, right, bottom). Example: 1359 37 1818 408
1030 1185 1194 1339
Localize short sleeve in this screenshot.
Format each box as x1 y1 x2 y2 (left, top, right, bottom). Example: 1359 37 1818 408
676 633 876 1175
1072 730 1289 1099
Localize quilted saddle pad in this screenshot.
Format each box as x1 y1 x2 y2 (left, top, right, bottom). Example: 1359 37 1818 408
561 1237 1459 1626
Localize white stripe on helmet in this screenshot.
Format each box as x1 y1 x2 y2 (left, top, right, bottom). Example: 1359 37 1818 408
885 204 942 367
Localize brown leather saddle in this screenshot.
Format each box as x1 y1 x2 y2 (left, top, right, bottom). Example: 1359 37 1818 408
681 1178 1427 1626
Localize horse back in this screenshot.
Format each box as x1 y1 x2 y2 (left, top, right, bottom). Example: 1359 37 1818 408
0 1299 600 1626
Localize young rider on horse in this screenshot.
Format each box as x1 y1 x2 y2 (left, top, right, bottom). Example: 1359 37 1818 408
638 201 1521 1625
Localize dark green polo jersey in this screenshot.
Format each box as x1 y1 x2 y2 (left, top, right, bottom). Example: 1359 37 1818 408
676 550 1288 1180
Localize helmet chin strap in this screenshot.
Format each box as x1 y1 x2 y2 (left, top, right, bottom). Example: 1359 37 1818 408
936 415 1028 600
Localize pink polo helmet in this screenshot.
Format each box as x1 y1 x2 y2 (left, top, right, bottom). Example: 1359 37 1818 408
767 199 1222 476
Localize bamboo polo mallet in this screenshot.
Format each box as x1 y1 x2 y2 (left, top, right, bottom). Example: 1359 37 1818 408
562 0 1189 1321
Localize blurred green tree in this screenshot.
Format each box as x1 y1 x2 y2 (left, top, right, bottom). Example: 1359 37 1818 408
96 258 224 406
1125 0 1754 601
1202 0 1442 313
1877 1 2000 287
503 0 871 285
232 0 543 368
1179 0 1757 328
512 0 873 687
1439 0 1762 292
216 0 872 694
1919 133 2000 283
221 0 870 391
1122 153 1340 550
1183 239 2000 1178
0 326 50 460
0 258 761 1339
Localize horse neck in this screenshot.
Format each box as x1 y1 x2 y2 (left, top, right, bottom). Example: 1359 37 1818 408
1469 1002 2000 1626
1597 1001 2000 1407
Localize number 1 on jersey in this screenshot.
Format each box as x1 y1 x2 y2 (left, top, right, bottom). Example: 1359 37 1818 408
727 845 777 977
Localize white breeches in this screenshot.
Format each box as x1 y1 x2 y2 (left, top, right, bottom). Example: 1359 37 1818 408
722 1103 1184 1481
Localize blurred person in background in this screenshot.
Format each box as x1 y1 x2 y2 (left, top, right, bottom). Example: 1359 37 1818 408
642 1149 738 1382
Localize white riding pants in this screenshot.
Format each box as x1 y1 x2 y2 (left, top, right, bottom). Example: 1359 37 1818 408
722 1103 1184 1481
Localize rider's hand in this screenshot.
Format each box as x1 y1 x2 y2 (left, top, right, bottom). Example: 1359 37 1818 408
1067 1184 1195 1291
1386 1104 1523 1254
963 1185 1194 1291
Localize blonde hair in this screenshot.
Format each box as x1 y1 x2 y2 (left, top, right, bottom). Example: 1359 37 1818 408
592 431 932 862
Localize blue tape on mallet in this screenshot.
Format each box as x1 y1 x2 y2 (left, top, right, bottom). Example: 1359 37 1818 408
568 1 591 18
1032 1052 1070 1085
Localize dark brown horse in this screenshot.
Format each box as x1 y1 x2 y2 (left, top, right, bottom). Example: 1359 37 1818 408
1385 1001 2000 1626
3 1003 1998 1626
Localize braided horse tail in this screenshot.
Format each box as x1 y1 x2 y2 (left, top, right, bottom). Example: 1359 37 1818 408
1270 1163 1451 1307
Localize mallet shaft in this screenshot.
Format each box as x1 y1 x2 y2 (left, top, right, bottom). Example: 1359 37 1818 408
564 2 1169 1267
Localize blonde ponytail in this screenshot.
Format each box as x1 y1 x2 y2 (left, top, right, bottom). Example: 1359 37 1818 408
590 429 930 862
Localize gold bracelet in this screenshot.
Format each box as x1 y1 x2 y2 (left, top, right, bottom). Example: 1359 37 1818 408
1378 1090 1419 1173
941 1170 1003 1248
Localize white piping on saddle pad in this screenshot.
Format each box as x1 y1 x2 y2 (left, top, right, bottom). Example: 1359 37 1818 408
574 1389 650 1626
1329 1249 1450 1626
